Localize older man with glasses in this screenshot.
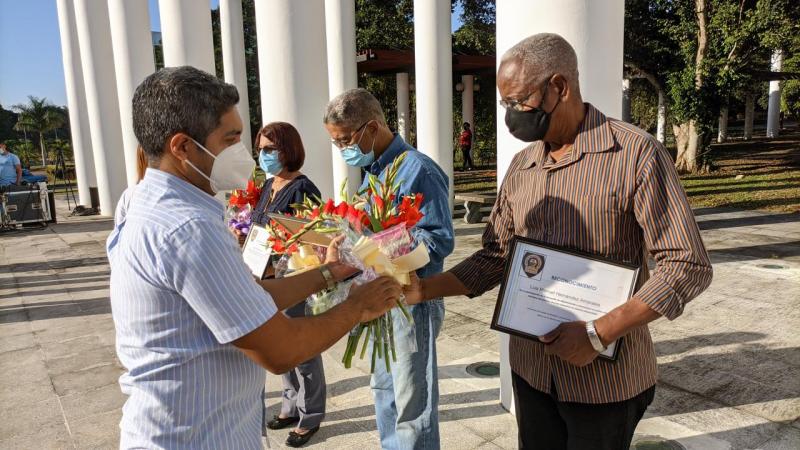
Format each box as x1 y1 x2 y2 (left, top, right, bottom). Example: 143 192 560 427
403 33 712 449
323 88 455 450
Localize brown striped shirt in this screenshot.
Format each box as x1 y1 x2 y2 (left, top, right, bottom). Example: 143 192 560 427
449 104 713 404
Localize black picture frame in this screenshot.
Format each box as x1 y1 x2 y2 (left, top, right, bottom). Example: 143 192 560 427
490 236 640 361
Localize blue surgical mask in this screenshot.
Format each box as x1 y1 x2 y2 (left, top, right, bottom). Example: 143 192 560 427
259 150 283 175
341 122 376 167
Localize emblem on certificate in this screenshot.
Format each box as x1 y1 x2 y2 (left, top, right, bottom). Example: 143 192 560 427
241 224 273 279
491 237 640 360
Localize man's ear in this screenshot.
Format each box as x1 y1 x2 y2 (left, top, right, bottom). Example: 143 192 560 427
551 74 570 100
167 133 193 161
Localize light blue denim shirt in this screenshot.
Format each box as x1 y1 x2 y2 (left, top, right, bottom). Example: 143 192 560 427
363 134 455 278
107 169 277 449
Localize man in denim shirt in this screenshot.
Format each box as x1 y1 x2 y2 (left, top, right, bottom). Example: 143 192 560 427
325 88 455 449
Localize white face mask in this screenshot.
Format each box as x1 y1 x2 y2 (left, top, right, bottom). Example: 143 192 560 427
185 138 255 194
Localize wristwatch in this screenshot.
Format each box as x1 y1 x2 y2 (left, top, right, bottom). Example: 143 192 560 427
585 320 607 352
319 264 336 290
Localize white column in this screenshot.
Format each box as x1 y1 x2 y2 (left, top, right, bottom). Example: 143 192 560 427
495 0 625 411
656 90 666 144
766 50 783 138
461 74 475 130
414 0 453 204
55 0 96 206
158 0 216 74
73 0 127 216
396 72 410 141
621 78 631 122
109 0 156 188
325 0 361 200
220 0 252 150
256 0 334 199
744 93 755 141
717 106 728 143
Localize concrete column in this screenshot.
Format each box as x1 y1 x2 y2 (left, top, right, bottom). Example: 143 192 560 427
621 78 631 123
413 0 453 204
73 0 127 216
744 94 755 141
220 0 252 150
495 0 625 412
461 74 475 131
656 90 666 144
325 0 361 200
766 50 783 138
158 0 216 74
55 0 96 206
717 106 728 143
108 0 156 188
396 72 410 141
255 0 334 199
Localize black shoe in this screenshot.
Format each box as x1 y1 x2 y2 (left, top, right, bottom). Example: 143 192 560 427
266 415 299 430
286 426 320 448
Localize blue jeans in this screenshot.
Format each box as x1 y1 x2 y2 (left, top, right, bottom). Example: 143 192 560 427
371 299 444 450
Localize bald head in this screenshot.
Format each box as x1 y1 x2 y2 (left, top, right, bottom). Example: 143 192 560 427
499 33 579 90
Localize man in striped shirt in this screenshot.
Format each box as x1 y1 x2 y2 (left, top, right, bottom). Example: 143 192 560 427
405 34 713 449
108 66 402 449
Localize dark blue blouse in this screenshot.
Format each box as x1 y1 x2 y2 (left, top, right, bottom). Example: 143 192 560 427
251 175 321 225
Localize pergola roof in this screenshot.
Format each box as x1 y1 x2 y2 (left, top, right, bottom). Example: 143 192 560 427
356 49 496 76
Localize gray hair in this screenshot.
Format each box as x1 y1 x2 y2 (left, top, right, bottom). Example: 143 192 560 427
501 33 579 88
323 88 386 129
132 66 239 161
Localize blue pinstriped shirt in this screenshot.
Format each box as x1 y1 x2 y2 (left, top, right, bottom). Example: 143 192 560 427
107 169 277 449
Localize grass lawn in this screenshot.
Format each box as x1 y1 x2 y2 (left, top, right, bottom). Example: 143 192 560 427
454 132 800 214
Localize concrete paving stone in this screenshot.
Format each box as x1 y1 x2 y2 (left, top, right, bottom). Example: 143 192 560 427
0 376 57 406
489 431 518 449
69 409 121 450
0 397 65 440
756 425 800 450
0 347 50 383
30 313 115 339
45 345 118 375
50 363 123 397
439 420 490 448
0 420 73 450
0 318 32 338
60 382 126 424
39 334 114 360
0 331 37 353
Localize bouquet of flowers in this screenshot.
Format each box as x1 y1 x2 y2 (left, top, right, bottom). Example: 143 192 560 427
265 153 428 373
226 179 262 236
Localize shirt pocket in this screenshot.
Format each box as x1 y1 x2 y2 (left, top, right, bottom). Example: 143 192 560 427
577 194 636 259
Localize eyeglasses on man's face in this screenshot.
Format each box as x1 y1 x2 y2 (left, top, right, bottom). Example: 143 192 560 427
499 76 553 112
331 121 369 149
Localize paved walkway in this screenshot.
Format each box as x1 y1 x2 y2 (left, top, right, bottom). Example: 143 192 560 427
1 197 798 449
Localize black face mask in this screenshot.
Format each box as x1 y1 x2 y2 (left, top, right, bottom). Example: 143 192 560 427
504 86 561 142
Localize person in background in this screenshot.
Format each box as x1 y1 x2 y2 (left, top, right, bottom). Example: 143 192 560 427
458 122 475 171
107 66 401 449
324 88 455 450
250 121 326 448
0 143 22 187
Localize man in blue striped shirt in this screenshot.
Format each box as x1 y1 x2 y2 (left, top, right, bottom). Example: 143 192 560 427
107 66 401 449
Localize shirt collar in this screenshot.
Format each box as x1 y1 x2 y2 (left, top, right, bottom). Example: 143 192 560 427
367 133 409 175
142 169 224 215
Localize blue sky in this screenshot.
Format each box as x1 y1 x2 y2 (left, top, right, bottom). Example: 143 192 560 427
0 0 462 109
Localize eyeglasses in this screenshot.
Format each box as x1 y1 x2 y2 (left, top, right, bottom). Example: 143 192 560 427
499 76 553 112
331 121 369 149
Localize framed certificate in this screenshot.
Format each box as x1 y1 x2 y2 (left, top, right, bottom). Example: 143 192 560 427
491 237 640 360
241 224 273 279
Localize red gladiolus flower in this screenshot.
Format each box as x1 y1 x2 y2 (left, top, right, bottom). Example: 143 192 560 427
335 201 348 217
414 192 424 206
310 207 320 219
323 199 335 214
373 195 385 212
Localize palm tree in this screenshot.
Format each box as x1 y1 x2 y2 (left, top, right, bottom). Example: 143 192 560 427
13 96 64 167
